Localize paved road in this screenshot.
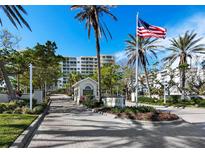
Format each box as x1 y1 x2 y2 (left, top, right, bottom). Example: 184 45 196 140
126 101 205 123
28 95 205 148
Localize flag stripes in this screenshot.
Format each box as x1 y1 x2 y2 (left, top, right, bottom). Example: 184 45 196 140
137 18 166 39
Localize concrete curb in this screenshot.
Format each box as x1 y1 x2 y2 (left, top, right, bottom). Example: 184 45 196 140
10 100 52 148
91 108 185 125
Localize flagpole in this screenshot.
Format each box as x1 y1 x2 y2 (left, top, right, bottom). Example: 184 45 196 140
136 12 139 106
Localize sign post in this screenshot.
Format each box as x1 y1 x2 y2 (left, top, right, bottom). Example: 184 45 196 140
29 63 33 110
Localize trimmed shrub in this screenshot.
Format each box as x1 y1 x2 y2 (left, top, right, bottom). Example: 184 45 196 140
0 104 7 113
138 96 156 104
135 105 156 113
22 107 33 114
17 99 37 107
32 105 45 114
13 107 23 114
3 110 13 114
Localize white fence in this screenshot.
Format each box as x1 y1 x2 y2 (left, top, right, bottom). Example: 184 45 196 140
0 90 43 103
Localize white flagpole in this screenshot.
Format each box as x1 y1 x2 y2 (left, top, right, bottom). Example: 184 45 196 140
136 12 139 106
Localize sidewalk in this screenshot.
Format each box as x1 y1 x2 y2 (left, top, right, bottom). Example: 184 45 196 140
27 95 205 148
126 101 205 123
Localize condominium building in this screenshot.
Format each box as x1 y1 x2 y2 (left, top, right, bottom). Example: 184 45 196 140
57 55 115 88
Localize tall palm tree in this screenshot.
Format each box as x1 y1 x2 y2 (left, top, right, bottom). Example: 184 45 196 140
125 34 162 97
163 31 205 100
0 5 31 100
71 5 117 101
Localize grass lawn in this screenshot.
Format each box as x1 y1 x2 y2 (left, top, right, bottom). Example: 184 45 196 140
0 114 37 148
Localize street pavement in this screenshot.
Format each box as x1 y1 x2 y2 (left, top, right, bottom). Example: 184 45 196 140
28 94 205 148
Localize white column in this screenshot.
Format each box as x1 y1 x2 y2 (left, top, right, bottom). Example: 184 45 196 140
29 63 33 110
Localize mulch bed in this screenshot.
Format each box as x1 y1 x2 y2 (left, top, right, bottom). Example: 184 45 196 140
116 112 179 121
95 108 179 121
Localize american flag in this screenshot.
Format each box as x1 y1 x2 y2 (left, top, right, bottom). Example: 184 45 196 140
137 18 166 39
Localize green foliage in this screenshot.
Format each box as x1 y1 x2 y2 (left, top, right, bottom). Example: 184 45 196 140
99 106 156 114
138 96 156 104
17 99 37 107
81 97 103 109
0 99 47 114
13 107 22 114
32 105 45 114
92 64 122 96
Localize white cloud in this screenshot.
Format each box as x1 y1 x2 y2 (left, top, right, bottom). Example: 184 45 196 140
114 50 128 62
159 13 205 69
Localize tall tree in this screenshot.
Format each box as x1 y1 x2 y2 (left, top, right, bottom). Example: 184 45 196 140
163 31 205 99
0 30 19 99
0 5 31 100
125 34 162 97
71 5 117 101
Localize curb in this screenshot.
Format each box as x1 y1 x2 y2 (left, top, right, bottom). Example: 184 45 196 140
91 108 185 125
10 100 52 148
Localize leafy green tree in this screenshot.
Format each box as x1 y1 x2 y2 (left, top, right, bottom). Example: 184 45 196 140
0 5 30 100
66 72 83 95
0 30 19 99
92 64 122 96
71 5 117 101
125 34 162 97
163 31 205 99
15 41 64 93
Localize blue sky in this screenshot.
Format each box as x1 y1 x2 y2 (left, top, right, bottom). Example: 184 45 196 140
1 5 205 66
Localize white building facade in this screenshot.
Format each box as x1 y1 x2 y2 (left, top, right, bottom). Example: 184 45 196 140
58 55 115 88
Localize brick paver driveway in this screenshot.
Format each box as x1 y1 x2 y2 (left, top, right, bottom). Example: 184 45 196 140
28 95 205 148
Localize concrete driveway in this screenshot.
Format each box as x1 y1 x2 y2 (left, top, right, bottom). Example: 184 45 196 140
27 95 205 148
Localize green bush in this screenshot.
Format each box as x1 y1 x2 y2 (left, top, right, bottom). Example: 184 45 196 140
21 107 33 114
6 102 18 110
101 106 156 114
3 110 13 114
32 105 45 114
135 106 156 113
138 96 156 104
13 107 23 114
17 99 37 107
83 99 103 109
110 107 123 113
0 104 7 113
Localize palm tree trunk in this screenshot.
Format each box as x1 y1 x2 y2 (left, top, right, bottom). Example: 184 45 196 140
0 61 16 100
143 66 151 97
181 69 186 100
94 29 102 102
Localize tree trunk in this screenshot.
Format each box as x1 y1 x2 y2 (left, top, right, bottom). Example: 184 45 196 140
181 69 186 100
94 29 102 102
143 66 151 97
0 61 16 100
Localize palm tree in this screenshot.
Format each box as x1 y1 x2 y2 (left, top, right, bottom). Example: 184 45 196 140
125 34 162 97
0 5 31 100
71 5 117 102
163 31 205 100
0 5 31 30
